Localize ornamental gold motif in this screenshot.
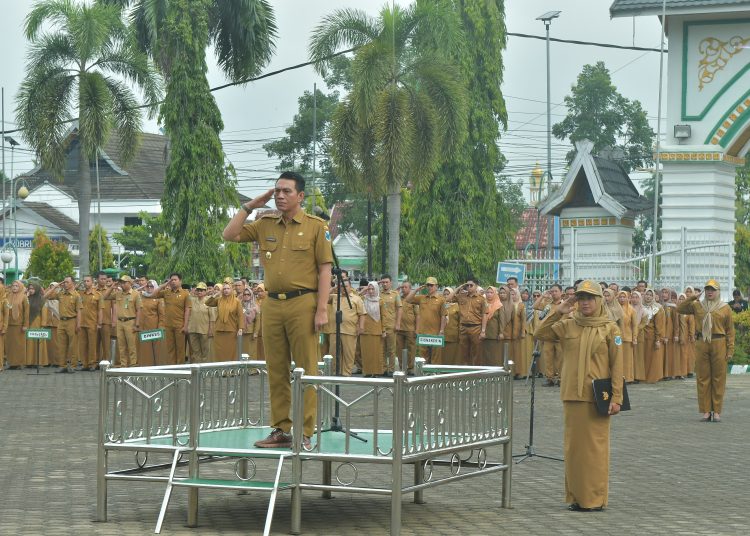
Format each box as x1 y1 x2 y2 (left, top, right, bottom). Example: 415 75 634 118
698 36 750 90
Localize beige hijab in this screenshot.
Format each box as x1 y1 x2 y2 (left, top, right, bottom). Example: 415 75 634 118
572 293 613 397
603 288 624 323
699 291 728 342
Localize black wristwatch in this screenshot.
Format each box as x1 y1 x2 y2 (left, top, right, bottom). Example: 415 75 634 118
240 203 251 214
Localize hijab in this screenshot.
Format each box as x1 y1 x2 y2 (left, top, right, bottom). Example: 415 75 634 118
142 279 160 298
630 290 645 326
364 282 381 321
485 286 502 318
642 288 661 321
498 285 514 327
700 289 728 342
242 290 258 323
217 287 239 324
28 281 45 324
602 288 624 323
9 281 26 321
571 290 613 397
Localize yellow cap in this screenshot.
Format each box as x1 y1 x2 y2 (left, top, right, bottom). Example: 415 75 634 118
425 277 438 285
119 275 133 283
704 279 720 290
223 276 234 285
575 279 603 297
195 282 207 290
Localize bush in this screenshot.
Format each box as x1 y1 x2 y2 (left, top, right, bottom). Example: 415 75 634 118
731 310 750 365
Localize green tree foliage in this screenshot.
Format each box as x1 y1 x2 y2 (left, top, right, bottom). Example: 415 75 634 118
310 2 468 280
400 0 523 284
552 61 654 172
88 224 115 275
16 0 162 277
107 0 277 281
25 228 75 284
734 159 750 292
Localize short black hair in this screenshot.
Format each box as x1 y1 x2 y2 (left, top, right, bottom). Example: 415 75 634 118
169 272 182 280
466 276 478 285
278 171 305 193
622 286 631 292
96 271 106 278
63 275 75 283
381 274 392 281
506 276 518 283
564 286 575 293
637 279 647 286
550 284 562 291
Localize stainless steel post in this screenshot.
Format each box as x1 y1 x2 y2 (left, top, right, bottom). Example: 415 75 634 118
502 372 513 508
96 361 111 521
187 366 201 527
290 368 304 535
322 461 332 500
391 372 405 536
679 227 686 292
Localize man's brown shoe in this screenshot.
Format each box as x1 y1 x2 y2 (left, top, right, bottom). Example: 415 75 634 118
254 428 292 448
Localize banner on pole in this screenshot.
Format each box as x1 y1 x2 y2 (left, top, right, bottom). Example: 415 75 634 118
139 329 165 342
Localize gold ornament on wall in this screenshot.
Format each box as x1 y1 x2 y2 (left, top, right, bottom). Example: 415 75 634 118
698 35 750 91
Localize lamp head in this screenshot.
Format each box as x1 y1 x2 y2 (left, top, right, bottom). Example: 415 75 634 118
18 185 30 200
537 10 561 23
1 251 13 264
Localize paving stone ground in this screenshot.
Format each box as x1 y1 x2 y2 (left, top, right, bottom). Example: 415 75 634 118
0 368 748 535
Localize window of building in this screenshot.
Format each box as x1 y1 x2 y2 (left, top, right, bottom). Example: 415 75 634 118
124 216 142 227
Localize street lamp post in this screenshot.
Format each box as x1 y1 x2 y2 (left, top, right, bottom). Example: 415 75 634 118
536 11 560 258
5 136 19 247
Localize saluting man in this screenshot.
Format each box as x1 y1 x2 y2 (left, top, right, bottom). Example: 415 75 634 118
148 273 191 364
223 171 333 449
676 279 735 422
44 276 82 374
103 275 143 367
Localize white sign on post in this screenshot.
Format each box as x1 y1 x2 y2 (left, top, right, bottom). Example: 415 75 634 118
139 329 165 343
416 334 445 347
26 328 52 340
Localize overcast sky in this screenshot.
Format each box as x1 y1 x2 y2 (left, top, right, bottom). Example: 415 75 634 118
0 0 664 200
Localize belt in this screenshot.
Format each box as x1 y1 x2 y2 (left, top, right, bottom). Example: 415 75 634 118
60 316 77 321
118 316 136 321
267 289 315 301
460 323 480 327
695 333 724 340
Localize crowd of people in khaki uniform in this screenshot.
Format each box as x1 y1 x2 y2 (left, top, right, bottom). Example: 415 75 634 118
0 270 269 373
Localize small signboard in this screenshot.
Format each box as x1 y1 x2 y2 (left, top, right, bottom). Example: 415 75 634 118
496 262 525 285
416 334 445 347
139 329 165 343
26 328 52 340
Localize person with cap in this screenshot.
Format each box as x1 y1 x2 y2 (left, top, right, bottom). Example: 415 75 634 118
205 282 244 361
78 275 102 371
102 275 142 367
223 171 333 449
95 271 113 364
44 276 81 373
378 274 402 376
534 279 623 512
405 277 445 364
147 273 191 364
396 281 418 373
533 284 565 386
186 282 214 363
676 279 735 422
139 280 166 365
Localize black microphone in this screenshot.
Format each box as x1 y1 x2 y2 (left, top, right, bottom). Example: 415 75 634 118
313 205 331 221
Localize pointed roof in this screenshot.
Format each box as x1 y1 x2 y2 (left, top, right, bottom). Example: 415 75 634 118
610 0 750 17
538 140 650 218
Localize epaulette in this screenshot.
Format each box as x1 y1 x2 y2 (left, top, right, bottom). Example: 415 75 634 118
259 212 280 219
307 213 327 223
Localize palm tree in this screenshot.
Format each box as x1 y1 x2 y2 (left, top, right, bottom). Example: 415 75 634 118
309 2 467 280
16 0 162 276
102 0 277 81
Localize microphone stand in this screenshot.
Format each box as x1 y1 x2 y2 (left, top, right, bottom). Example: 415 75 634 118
321 250 367 443
513 340 562 463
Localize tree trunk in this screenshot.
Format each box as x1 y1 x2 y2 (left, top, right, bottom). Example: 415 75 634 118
386 185 401 282
78 142 91 277
367 194 373 279
381 195 387 275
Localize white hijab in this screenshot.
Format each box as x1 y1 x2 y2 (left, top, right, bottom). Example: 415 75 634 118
364 282 381 321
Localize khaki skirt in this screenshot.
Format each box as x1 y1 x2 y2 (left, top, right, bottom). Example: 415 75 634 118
563 401 611 508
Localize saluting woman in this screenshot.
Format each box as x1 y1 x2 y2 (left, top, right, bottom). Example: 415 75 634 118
535 280 623 512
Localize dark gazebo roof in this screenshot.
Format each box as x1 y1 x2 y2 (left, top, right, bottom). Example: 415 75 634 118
610 0 750 17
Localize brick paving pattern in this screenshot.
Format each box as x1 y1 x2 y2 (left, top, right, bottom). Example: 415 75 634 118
0 369 748 535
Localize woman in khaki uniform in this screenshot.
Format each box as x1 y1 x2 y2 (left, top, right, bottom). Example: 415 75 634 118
522 290 543 379
535 280 623 511
254 284 266 361
629 291 647 382
205 284 244 361
25 282 48 367
43 295 61 367
509 288 527 375
7 281 29 368
139 280 166 365
241 288 259 359
0 290 8 371
642 289 665 384
676 293 695 379
441 288 460 365
661 289 677 379
481 286 511 367
676 280 735 422
616 290 636 383
360 282 385 377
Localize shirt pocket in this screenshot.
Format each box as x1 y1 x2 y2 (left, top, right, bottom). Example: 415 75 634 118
291 238 312 252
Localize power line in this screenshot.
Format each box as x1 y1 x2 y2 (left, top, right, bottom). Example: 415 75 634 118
507 32 664 53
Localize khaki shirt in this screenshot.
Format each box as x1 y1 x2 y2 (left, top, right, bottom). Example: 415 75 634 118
677 296 736 355
238 210 334 292
153 288 190 328
452 292 487 325
380 289 402 330
54 289 82 319
140 297 164 331
80 288 102 328
535 311 623 404
362 300 385 336
407 293 445 334
443 302 460 342
327 292 365 336
398 297 418 333
205 295 243 332
111 289 142 319
188 295 216 334
0 299 9 331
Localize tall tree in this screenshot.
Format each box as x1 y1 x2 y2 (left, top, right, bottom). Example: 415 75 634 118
105 0 277 279
309 2 468 280
16 0 162 276
89 223 116 274
553 61 654 172
401 0 523 284
25 228 75 284
734 159 750 291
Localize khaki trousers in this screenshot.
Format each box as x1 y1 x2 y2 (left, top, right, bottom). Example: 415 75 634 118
79 326 98 369
543 340 562 380
116 319 138 367
695 338 728 414
331 333 356 376
262 293 318 437
383 329 397 372
97 324 111 364
189 333 211 363
420 346 443 365
57 319 78 365
459 324 483 365
396 330 416 371
165 327 186 365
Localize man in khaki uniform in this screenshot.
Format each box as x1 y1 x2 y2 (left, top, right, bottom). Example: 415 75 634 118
150 273 191 364
533 284 564 386
79 275 101 371
379 275 402 374
188 282 215 363
405 277 445 364
95 271 113 363
676 279 735 422
396 281 418 372
103 275 142 367
224 171 333 448
452 278 487 365
327 277 365 376
44 276 82 373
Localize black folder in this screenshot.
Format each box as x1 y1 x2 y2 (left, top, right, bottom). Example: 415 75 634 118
592 378 631 416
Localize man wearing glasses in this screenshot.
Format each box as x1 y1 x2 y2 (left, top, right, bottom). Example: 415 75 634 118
450 278 487 365
405 277 444 364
